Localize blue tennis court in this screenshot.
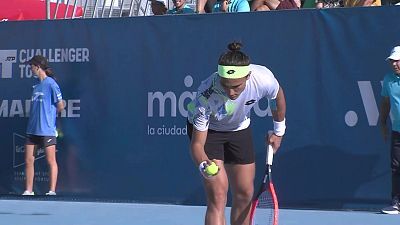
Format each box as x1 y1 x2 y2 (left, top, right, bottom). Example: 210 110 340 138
0 198 398 225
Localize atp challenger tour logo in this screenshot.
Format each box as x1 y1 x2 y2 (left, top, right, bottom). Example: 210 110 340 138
0 50 17 78
0 48 89 79
0 47 89 118
146 75 272 136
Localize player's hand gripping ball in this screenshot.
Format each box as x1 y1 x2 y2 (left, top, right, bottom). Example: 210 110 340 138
199 161 220 178
205 162 219 176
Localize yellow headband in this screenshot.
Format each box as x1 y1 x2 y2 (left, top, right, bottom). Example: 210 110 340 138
218 65 250 79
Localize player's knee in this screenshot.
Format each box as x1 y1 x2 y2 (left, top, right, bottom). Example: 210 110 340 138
25 156 35 165
47 160 58 167
207 190 227 206
234 188 254 202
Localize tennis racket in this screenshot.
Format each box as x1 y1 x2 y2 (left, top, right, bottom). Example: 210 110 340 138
249 144 279 225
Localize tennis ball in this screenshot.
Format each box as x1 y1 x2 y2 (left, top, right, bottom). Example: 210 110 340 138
56 129 63 138
205 162 219 176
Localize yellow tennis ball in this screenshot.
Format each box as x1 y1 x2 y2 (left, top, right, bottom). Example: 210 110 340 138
56 129 63 138
205 162 219 176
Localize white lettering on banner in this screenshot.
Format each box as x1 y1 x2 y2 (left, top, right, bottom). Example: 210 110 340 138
147 125 187 136
146 75 271 136
358 81 379 126
0 48 90 79
16 48 90 79
148 76 197 118
147 75 384 130
60 99 81 118
18 64 34 78
19 48 90 64
0 99 81 118
0 50 17 78
343 81 384 127
147 75 271 118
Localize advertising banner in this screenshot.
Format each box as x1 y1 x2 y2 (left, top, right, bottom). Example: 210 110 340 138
1 7 400 209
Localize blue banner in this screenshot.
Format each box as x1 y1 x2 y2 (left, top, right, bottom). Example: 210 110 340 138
1 7 400 209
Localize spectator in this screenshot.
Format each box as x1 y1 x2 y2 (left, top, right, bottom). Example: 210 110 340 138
315 0 343 8
168 0 195 14
251 0 300 11
197 0 213 13
150 0 167 15
197 0 250 12
213 0 250 12
343 0 381 6
380 46 400 215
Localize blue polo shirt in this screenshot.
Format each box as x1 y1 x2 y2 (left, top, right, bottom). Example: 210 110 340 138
213 0 250 12
167 4 195 14
381 73 400 132
26 77 63 136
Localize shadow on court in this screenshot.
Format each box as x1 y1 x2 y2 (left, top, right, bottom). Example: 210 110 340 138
271 145 387 210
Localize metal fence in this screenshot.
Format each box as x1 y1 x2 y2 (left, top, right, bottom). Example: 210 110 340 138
47 0 196 19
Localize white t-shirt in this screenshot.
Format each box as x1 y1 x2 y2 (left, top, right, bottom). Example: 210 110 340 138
187 64 280 132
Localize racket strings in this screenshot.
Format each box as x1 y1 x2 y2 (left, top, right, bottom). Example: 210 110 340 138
255 190 274 225
257 190 274 208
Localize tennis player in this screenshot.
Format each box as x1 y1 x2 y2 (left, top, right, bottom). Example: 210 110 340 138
22 55 64 196
380 46 400 214
187 42 286 225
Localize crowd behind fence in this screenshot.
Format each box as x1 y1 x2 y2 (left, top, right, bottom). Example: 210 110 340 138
29 0 398 20
48 0 196 18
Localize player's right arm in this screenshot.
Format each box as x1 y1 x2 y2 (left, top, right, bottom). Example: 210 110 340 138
190 128 209 167
379 96 390 142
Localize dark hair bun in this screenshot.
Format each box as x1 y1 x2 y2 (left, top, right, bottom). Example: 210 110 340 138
228 42 242 52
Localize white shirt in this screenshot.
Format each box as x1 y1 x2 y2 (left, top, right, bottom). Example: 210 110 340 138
187 64 280 132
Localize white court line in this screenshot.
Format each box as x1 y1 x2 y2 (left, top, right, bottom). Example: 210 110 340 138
0 200 398 225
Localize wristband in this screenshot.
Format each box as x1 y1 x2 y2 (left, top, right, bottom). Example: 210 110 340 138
273 118 286 136
198 161 212 178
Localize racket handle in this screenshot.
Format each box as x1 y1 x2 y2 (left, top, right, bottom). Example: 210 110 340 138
267 144 274 166
266 130 274 165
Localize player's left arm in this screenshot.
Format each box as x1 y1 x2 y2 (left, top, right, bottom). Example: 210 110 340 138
51 83 65 113
269 86 286 152
56 100 65 113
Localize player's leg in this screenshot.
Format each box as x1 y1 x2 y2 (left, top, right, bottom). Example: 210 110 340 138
204 160 229 225
226 163 255 225
187 121 229 224
382 130 400 214
24 143 36 193
44 136 58 193
390 131 400 207
224 127 255 225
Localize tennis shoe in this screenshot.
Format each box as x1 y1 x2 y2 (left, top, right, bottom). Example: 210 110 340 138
381 197 400 214
45 191 57 196
22 190 34 196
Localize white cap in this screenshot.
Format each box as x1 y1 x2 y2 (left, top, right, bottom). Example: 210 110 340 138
386 46 400 61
